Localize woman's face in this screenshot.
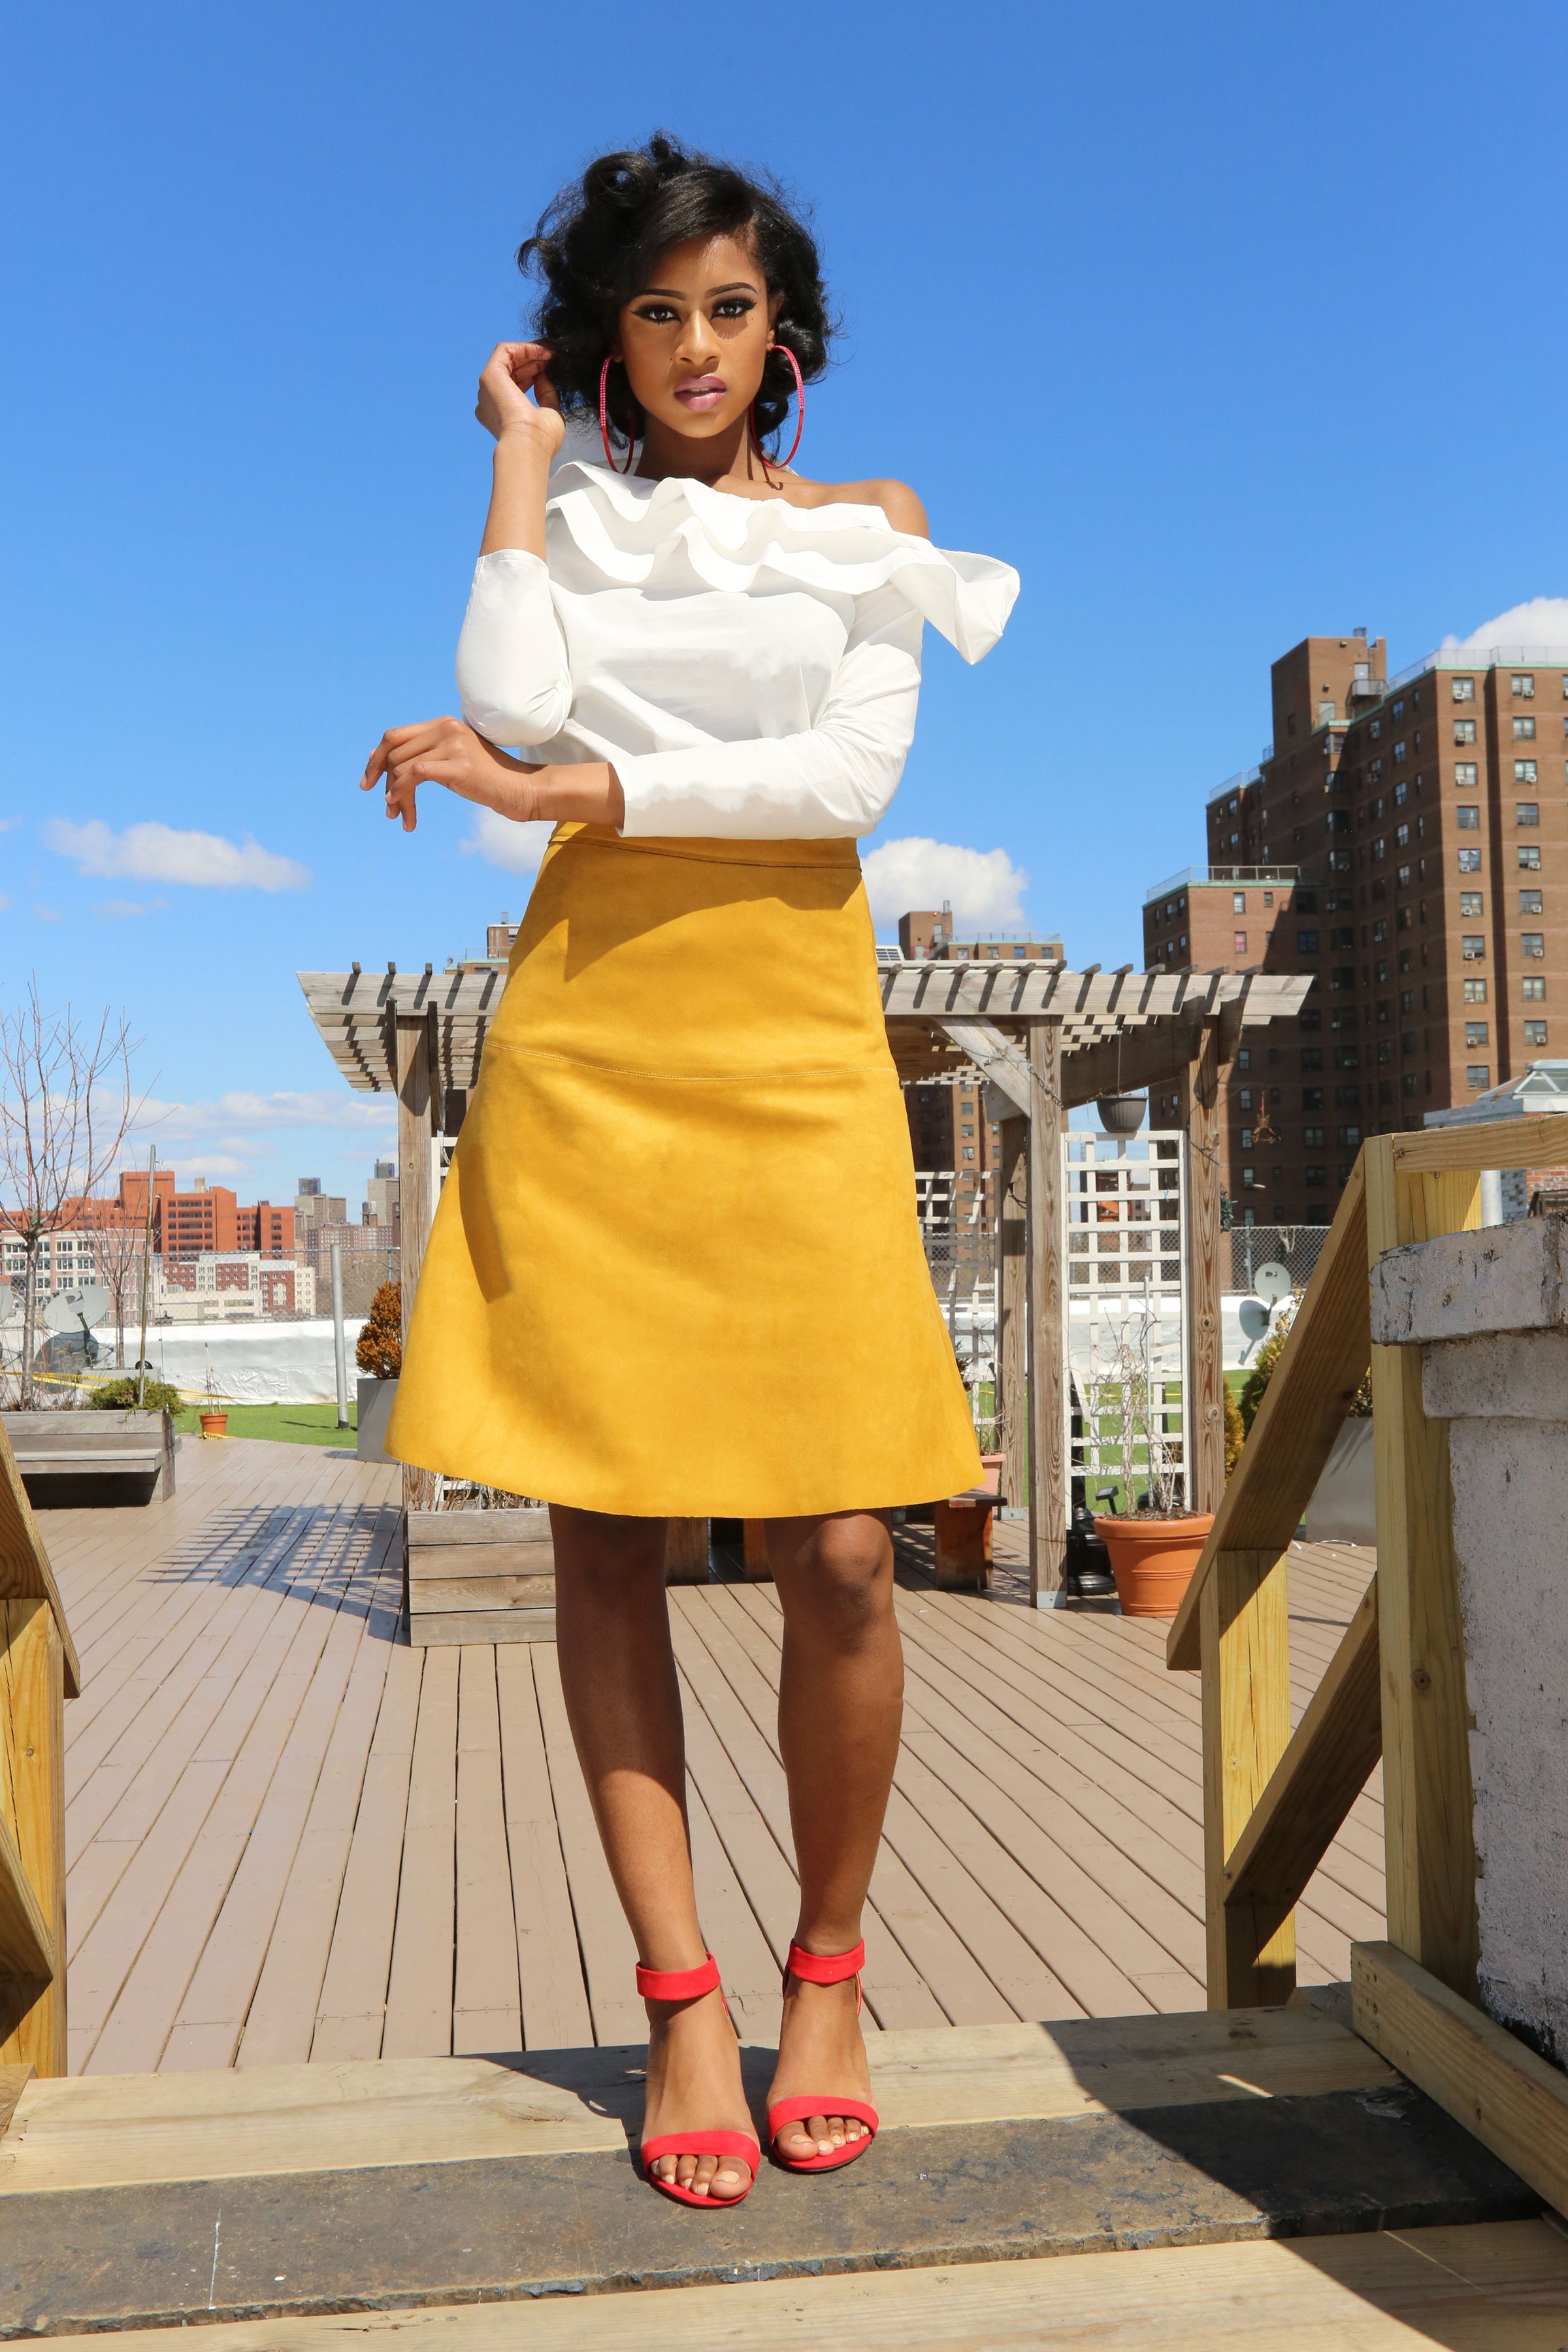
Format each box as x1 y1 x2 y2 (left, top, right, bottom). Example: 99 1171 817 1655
615 232 780 443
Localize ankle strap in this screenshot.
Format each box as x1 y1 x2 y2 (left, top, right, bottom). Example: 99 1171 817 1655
636 1952 721 2002
783 1937 866 1988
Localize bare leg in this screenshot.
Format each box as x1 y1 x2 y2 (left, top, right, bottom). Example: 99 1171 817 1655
549 1505 753 2198
765 1509 902 2161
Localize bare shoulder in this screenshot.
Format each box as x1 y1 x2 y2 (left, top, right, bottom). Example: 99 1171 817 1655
786 475 930 538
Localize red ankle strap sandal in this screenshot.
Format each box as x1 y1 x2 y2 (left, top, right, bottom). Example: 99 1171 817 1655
636 1951 760 2207
767 1938 880 2172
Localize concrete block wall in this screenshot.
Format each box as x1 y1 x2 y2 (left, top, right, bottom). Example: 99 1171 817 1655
1372 1216 1568 2069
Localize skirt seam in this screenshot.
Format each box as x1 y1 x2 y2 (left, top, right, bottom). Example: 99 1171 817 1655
485 1037 896 1084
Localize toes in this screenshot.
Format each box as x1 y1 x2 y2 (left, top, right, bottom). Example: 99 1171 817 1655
807 2111 832 2151
710 2161 751 2200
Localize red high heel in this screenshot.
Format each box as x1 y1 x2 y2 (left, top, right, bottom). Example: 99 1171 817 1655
767 1938 880 2173
636 1953 760 2207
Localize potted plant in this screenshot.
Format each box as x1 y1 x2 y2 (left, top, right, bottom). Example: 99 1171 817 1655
1087 1303 1212 1617
199 1356 228 1439
355 1278 402 1463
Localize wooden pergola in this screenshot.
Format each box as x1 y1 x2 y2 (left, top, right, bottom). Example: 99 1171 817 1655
299 959 1312 1591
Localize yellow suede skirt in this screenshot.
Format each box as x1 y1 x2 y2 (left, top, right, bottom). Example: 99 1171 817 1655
385 823 983 1518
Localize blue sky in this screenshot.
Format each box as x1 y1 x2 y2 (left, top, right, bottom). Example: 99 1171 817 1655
4 0 1565 1204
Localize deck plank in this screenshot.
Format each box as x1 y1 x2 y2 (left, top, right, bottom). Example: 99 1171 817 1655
48 1440 1386 2066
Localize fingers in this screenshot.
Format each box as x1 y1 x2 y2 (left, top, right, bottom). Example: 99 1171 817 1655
360 719 455 792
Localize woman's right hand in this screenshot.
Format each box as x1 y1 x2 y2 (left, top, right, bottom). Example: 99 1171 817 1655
476 342 565 457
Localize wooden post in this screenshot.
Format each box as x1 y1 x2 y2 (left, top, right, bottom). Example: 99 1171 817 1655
1200 1548 1295 2007
1177 1026 1225 1514
664 1519 710 1583
0 1597 66 2074
996 1116 1028 1492
395 1013 436 1514
1366 1139 1482 1998
1025 1021 1066 1607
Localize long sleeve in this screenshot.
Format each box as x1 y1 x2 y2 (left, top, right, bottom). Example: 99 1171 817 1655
613 588 923 840
455 549 573 748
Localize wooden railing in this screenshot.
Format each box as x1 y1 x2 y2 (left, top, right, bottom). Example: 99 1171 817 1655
1168 1112 1568 2012
0 1422 80 2078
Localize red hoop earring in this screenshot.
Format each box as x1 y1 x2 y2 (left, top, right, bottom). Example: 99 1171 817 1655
749 343 805 477
598 355 637 473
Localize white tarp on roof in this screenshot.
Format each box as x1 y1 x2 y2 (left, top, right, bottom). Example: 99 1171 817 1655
141 1320 366 1405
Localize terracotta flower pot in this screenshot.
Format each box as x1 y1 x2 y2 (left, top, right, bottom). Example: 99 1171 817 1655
199 1411 229 1439
1092 1511 1214 1617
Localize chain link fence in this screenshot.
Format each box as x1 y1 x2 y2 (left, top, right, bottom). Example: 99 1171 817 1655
1226 1223 1331 1297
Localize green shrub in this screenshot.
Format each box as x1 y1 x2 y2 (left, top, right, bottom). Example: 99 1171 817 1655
90 1378 184 1413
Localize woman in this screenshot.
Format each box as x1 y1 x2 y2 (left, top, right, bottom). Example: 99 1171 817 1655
363 135 1017 2209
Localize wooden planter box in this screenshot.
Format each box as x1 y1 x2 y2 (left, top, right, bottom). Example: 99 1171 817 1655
404 1508 555 1646
2 1409 175 1505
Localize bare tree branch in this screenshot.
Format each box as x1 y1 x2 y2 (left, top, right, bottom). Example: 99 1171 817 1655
0 976 150 1407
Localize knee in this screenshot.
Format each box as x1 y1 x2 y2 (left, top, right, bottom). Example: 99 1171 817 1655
551 1508 666 1602
781 1516 893 1644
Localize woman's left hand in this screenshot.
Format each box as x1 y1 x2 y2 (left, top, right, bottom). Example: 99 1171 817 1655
361 720 625 831
361 717 542 832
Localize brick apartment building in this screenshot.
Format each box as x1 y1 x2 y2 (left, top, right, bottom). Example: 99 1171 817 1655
1145 630 1567 1224
896 903 1066 1231
116 1169 295 1256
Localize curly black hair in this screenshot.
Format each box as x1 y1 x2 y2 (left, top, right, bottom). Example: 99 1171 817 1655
519 133 834 454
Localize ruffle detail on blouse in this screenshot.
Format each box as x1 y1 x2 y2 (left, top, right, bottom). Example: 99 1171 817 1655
544 460 1019 664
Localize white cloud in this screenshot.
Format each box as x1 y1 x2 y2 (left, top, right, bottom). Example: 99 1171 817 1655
0 815 22 833
42 819 310 892
1443 597 1568 655
861 837 1030 933
96 896 167 919
462 807 554 877
133 1088 396 1151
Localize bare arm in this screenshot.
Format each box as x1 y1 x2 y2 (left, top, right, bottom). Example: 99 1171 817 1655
359 342 625 830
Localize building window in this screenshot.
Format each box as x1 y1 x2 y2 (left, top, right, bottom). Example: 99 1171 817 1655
1302 1124 1325 1147
1263 889 1274 906
1394 740 1407 763
1339 1125 1362 1147
1520 844 1542 870
1396 865 1412 889
1453 718 1477 743
1394 779 1409 806
1372 837 1386 862
1516 760 1539 783
1233 930 1247 954
1518 802 1540 826
1522 932 1546 957
1454 761 1478 787
1403 1072 1419 1095
1458 847 1481 872
1525 1019 1548 1047
1233 891 1247 913
1520 889 1544 914
1304 1166 1328 1188
1461 935 1486 960
1512 674 1535 698
1302 1088 1324 1112
1452 678 1475 701
1239 1127 1253 1150
1396 823 1411 849
1297 928 1319 951
1465 1021 1488 1046
1237 1087 1253 1109
1459 891 1484 916
1241 1167 1256 1188
1456 806 1480 830
1513 715 1537 740
1463 977 1488 1004
1524 975 1546 1001
1011 944 1026 957
1467 1064 1490 1088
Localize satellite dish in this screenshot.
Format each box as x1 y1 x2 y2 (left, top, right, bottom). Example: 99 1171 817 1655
1252 1262 1292 1304
42 1284 112 1333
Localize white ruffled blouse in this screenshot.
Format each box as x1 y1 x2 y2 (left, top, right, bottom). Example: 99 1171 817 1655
455 455 1020 840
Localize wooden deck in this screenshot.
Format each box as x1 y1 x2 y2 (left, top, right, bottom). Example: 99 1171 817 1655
48 1437 1385 2075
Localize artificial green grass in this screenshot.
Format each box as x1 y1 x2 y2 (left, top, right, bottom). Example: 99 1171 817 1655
172 1400 357 1448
